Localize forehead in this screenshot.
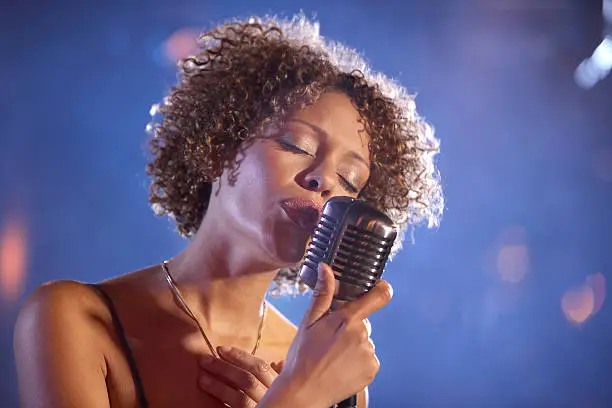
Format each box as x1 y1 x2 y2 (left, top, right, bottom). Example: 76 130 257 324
290 91 370 157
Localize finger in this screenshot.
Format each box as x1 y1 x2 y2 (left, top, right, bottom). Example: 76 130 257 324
300 262 336 327
270 360 284 374
215 346 277 388
198 371 257 408
198 350 269 402
342 280 393 320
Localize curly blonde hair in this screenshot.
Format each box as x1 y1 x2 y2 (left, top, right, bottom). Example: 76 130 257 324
146 14 444 296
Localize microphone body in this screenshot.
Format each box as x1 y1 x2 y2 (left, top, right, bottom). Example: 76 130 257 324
299 196 397 408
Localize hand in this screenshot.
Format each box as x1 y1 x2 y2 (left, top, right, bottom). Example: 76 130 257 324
260 263 392 408
198 346 281 408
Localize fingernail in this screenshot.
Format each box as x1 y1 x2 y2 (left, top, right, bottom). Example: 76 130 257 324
218 345 232 354
387 283 394 299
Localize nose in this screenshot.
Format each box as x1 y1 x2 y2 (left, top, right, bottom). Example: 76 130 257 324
302 166 334 198
307 178 320 190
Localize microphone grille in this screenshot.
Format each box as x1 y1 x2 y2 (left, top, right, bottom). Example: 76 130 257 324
302 213 339 273
331 221 396 301
299 197 397 301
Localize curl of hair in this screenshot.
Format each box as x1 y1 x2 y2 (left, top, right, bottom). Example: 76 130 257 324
146 14 444 297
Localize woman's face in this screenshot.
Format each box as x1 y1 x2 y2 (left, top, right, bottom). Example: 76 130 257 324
208 91 371 265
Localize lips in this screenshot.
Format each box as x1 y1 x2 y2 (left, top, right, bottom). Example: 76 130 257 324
280 197 322 232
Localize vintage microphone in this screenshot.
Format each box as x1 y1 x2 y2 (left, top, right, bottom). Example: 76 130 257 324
299 196 398 408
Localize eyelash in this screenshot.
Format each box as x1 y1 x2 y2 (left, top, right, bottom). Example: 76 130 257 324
276 140 359 194
277 140 309 155
340 176 359 194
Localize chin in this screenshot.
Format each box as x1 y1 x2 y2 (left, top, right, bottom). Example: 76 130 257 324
278 247 307 265
263 229 309 266
256 208 312 267
269 239 308 266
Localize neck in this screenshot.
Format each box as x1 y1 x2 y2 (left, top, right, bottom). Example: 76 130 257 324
163 215 281 338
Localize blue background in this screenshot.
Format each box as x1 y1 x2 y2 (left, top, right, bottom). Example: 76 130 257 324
1 1 611 406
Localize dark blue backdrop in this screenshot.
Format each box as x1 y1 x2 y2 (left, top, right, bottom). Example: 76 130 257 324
1 1 611 406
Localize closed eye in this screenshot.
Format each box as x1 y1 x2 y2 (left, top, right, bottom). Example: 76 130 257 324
276 140 312 156
339 175 359 194
277 139 360 194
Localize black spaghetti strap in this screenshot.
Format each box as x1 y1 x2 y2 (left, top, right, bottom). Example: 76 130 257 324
91 285 149 408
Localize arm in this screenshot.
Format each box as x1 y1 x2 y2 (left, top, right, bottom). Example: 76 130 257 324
14 281 111 408
256 372 311 408
257 380 368 408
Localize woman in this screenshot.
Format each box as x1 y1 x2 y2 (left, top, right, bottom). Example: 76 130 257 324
14 14 443 408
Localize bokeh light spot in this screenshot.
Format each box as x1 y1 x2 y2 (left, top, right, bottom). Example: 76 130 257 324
164 28 200 62
585 272 606 314
497 244 530 283
561 285 595 325
0 216 28 302
483 225 532 283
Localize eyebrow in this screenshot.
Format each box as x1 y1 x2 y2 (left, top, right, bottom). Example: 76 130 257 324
289 119 370 168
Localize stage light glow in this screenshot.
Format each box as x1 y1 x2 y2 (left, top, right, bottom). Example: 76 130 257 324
561 284 595 325
0 216 28 303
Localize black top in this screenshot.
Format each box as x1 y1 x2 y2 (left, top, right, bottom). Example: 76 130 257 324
91 284 149 408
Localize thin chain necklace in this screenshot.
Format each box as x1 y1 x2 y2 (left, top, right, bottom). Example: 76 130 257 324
160 260 267 359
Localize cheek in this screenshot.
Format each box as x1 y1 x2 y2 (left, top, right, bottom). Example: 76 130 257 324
242 143 295 192
229 143 290 209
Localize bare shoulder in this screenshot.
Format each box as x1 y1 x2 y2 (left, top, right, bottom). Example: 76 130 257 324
14 279 113 366
16 280 110 334
14 280 114 407
17 280 106 328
